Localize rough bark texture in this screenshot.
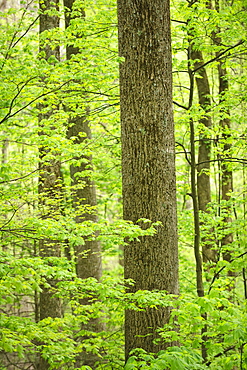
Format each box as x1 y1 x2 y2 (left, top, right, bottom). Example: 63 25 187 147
67 118 103 369
64 1 101 283
64 1 102 368
39 0 60 60
218 60 234 271
37 1 62 369
193 51 212 212
118 0 178 359
66 120 102 284
188 35 207 363
213 0 235 279
191 48 217 264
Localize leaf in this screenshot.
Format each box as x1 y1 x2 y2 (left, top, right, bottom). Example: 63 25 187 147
124 356 138 370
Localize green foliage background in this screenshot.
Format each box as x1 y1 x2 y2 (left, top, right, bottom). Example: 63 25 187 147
0 0 247 369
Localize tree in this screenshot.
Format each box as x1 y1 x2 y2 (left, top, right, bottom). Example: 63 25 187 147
64 0 103 367
37 0 63 368
1 0 247 368
117 0 179 359
187 20 216 266
211 0 235 284
64 0 102 291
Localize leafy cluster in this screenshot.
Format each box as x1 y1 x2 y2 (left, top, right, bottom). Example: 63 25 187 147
0 0 247 369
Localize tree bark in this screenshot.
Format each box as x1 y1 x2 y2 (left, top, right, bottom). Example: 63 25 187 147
118 0 178 359
187 0 216 266
64 1 102 368
213 0 235 281
191 47 216 264
217 59 234 273
187 16 214 362
37 1 62 369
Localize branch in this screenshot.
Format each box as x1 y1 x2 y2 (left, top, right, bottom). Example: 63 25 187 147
208 251 247 294
64 88 119 98
206 345 236 366
89 102 119 115
98 121 120 140
171 19 187 24
192 40 244 74
175 141 191 165
0 169 38 184
174 85 191 91
197 157 247 166
0 81 70 125
173 100 188 110
1 139 36 147
12 15 39 49
0 4 38 72
0 204 25 229
0 138 98 184
1 76 39 125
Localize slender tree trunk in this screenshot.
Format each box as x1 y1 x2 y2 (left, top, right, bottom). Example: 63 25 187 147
213 0 235 282
187 2 216 266
64 2 102 368
37 1 62 369
68 122 102 283
1 135 8 252
193 52 212 215
118 0 179 359
217 59 234 274
187 37 207 361
192 50 217 264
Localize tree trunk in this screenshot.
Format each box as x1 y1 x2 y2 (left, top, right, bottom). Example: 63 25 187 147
1 134 8 252
191 48 217 264
64 1 102 368
37 1 62 369
213 0 235 282
194 53 212 214
118 0 179 359
0 0 7 10
187 0 216 267
217 59 234 275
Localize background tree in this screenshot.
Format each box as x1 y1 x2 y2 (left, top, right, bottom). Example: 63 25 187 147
187 7 216 266
64 0 103 367
37 0 63 368
211 0 235 285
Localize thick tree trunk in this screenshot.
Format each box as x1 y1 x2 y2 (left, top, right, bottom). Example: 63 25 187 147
118 0 178 359
37 1 62 369
64 2 102 368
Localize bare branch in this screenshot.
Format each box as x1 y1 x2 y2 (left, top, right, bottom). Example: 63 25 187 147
173 100 188 110
0 169 38 184
175 141 191 165
192 40 245 74
208 251 247 294
0 81 70 125
12 15 39 49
